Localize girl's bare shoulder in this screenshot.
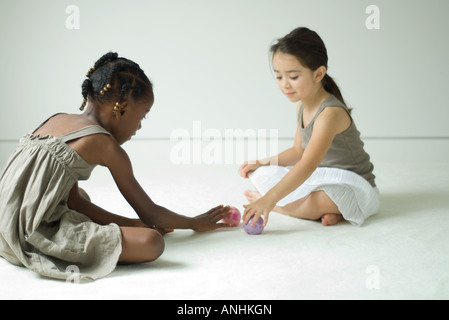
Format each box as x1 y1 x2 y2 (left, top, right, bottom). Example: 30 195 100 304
80 132 123 167
34 113 97 137
37 114 119 165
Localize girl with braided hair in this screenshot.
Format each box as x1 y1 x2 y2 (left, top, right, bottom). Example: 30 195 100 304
0 52 231 281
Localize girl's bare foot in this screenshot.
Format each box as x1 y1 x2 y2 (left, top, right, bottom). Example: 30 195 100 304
245 190 344 227
321 214 344 226
244 190 263 203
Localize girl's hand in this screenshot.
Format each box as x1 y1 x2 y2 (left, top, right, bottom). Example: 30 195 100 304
243 195 276 227
239 160 262 178
192 205 232 232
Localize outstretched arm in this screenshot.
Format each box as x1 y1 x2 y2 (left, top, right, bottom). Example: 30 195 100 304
100 138 230 231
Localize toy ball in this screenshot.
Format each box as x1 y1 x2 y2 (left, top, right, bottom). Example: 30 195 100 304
221 206 241 227
243 217 264 235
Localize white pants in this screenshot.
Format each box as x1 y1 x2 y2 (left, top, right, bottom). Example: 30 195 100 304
249 166 380 226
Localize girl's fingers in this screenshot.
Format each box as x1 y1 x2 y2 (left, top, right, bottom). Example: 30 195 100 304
262 212 269 227
216 206 231 219
242 205 249 221
208 206 230 222
238 164 249 178
205 205 224 215
243 204 268 227
250 213 262 227
243 205 255 224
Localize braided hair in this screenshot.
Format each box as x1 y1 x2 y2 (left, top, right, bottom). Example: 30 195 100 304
80 52 153 111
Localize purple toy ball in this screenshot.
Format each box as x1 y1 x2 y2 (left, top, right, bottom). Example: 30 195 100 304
243 217 264 235
221 206 241 227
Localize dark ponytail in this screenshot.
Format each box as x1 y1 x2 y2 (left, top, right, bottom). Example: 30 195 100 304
271 27 348 109
322 74 346 107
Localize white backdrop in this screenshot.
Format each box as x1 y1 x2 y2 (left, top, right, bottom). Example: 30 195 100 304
1 0 448 144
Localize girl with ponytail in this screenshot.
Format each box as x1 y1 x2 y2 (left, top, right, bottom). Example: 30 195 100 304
240 27 379 228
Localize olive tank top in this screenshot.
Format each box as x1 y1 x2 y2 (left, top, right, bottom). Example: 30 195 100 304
299 95 376 187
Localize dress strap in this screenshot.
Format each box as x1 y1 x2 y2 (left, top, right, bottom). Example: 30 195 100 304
31 113 66 135
59 125 111 143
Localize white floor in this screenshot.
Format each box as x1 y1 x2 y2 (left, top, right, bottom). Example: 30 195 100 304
1 146 449 299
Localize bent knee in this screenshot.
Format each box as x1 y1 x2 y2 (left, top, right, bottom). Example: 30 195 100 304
309 191 339 214
279 191 339 220
78 188 91 202
120 227 165 263
141 229 165 262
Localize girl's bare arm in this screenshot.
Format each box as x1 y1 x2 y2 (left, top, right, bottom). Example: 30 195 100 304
264 106 351 203
99 137 230 231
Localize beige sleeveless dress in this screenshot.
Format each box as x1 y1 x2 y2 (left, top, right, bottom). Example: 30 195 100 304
0 124 122 281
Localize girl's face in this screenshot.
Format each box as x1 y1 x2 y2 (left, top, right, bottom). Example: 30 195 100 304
111 96 153 145
272 51 317 103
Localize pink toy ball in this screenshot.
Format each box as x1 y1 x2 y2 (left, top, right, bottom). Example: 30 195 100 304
221 206 241 227
243 217 264 235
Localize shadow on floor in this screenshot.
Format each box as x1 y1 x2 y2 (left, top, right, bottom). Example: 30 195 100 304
372 189 449 222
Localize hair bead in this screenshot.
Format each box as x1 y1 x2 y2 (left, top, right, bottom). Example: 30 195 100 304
86 66 96 77
100 83 111 96
79 98 88 111
112 102 120 116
